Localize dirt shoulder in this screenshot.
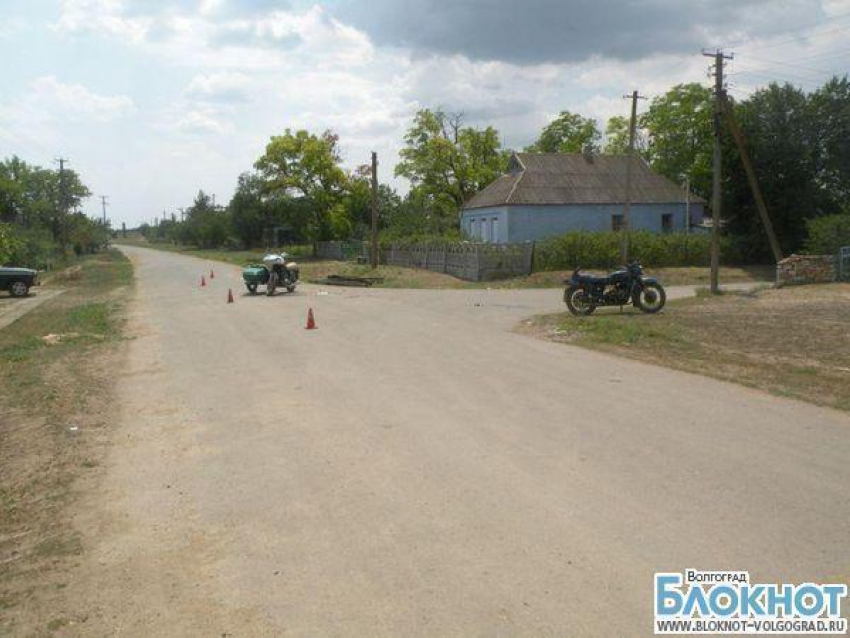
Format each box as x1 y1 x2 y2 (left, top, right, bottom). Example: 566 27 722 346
0 250 132 636
517 283 850 412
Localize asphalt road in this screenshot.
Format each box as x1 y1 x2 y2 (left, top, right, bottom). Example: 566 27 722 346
76 245 850 636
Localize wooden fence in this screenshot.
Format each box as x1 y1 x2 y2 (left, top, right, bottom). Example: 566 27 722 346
385 242 535 282
315 240 535 281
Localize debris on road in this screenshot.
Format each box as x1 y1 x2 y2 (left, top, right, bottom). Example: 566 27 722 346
310 274 384 287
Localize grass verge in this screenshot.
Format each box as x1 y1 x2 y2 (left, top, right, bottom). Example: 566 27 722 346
518 283 850 412
116 238 773 289
0 249 132 635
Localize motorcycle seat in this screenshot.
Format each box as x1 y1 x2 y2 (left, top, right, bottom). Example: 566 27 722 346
575 273 610 285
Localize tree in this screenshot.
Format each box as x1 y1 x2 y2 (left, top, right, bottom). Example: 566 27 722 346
809 76 850 205
229 172 268 247
395 109 504 233
722 83 824 258
641 83 713 199
526 111 601 153
345 164 402 238
603 115 648 156
254 129 348 241
183 190 230 248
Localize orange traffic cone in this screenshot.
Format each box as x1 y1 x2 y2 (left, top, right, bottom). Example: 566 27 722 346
210 269 215 279
227 288 234 304
306 308 317 330
201 275 206 287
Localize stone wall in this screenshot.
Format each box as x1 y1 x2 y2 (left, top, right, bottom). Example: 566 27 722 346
775 254 837 287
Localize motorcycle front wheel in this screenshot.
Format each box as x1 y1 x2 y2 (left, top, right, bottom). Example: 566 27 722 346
565 286 596 316
266 272 279 296
634 282 667 313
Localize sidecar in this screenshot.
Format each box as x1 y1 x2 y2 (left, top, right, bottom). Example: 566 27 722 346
242 265 271 294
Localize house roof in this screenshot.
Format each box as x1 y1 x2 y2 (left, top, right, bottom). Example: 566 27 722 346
464 152 705 210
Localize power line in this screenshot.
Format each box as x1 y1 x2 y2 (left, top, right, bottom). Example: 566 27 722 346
717 9 850 51
732 21 850 53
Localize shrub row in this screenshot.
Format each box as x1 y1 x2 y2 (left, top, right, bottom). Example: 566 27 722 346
533 231 742 271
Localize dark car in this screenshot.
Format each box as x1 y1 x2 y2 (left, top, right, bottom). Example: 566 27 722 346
0 267 39 297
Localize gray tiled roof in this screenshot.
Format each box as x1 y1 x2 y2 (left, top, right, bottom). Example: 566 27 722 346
464 152 704 210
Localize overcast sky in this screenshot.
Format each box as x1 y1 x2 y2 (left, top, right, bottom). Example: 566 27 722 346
1 0 848 227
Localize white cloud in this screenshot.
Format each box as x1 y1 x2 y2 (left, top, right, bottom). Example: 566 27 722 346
184 72 254 104
54 0 149 42
29 0 850 226
28 76 136 121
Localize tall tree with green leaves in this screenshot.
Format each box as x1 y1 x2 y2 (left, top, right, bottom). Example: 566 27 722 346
255 129 349 241
641 83 713 198
526 111 601 153
395 109 504 232
603 115 649 156
723 82 824 258
809 75 850 205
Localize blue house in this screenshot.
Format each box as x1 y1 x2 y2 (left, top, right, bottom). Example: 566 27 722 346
462 152 705 243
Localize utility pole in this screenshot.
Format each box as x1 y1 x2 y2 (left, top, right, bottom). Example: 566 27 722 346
178 207 186 222
370 151 379 269
683 176 691 234
703 48 733 294
720 94 783 263
55 157 69 255
621 90 646 263
100 195 109 226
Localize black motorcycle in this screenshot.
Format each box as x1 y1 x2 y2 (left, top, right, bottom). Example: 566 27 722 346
564 262 666 316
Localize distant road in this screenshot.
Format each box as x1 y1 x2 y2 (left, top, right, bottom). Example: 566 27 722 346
73 245 850 636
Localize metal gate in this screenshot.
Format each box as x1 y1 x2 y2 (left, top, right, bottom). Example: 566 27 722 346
840 246 850 281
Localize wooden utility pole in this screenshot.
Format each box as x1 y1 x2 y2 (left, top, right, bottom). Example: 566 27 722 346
720 95 783 263
100 195 109 226
55 157 69 255
703 49 733 294
621 90 646 263
370 151 379 269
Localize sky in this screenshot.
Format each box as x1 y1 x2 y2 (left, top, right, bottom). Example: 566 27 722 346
0 0 848 228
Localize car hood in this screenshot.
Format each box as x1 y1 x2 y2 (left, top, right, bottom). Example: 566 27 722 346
0 267 37 274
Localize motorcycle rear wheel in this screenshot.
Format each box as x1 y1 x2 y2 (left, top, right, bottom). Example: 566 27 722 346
565 286 596 316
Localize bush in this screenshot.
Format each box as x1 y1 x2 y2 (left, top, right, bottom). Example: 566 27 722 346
805 214 850 255
533 231 739 271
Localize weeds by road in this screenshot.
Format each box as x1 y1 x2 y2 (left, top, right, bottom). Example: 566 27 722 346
116 239 773 289
518 283 850 412
0 250 132 635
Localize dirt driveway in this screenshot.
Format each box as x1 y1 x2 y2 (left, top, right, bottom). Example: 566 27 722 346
62 245 850 636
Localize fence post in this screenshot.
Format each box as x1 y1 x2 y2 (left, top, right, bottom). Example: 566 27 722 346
526 241 536 275
424 242 430 270
474 243 482 282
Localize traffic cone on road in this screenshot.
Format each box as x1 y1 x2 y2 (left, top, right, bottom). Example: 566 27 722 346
306 308 317 330
227 288 234 304
210 269 215 280
201 275 206 287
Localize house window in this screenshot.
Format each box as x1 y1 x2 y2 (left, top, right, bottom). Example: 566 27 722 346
491 218 498 242
481 218 489 242
470 218 478 239
612 214 624 232
662 213 673 233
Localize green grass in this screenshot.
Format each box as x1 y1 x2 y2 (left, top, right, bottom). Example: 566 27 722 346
0 251 130 382
558 313 684 345
525 283 850 412
0 249 133 633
